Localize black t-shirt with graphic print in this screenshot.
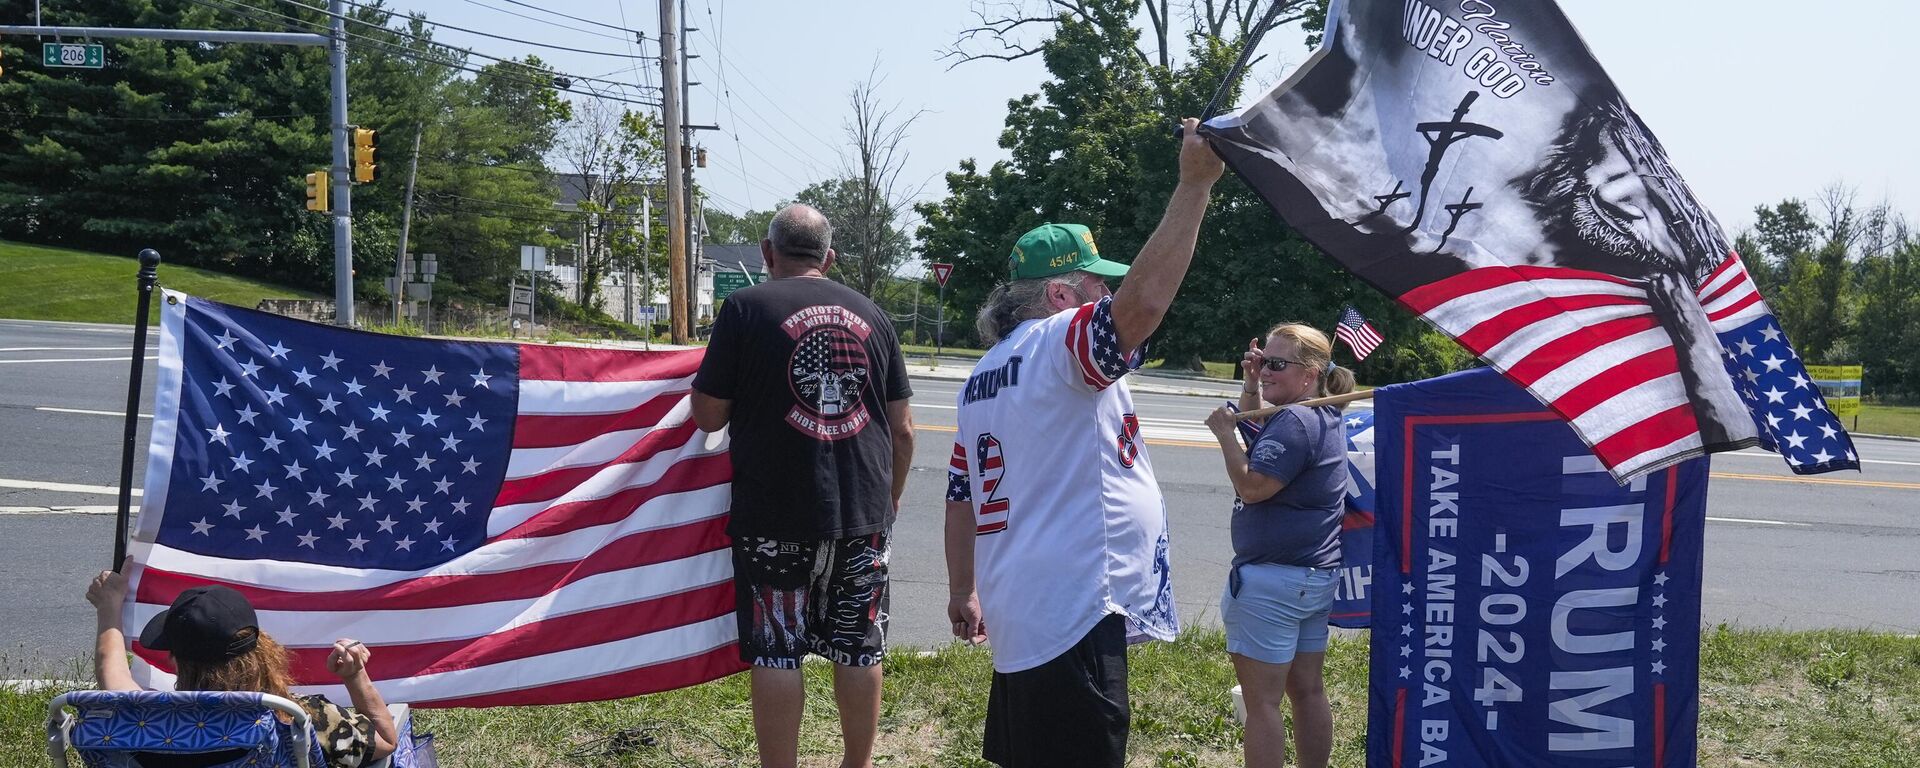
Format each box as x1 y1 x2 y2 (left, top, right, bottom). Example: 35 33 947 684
693 276 912 540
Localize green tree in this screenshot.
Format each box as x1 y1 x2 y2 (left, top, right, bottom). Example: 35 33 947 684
705 207 777 244
919 0 1460 382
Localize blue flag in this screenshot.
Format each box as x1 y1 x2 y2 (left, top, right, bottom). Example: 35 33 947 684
1367 368 1703 767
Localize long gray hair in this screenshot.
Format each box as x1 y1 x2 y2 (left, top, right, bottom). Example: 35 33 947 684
975 274 1083 344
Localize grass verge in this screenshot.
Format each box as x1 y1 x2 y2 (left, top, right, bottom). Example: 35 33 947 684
10 628 1918 767
0 240 320 324
1854 402 1920 438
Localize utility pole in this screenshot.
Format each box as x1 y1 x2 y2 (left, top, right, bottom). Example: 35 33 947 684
326 0 355 326
392 125 423 324
682 0 700 333
659 0 689 343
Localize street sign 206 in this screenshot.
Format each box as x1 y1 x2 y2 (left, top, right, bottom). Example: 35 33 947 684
43 43 105 69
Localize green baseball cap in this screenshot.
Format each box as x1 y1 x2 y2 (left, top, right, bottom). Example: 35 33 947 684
1008 223 1130 280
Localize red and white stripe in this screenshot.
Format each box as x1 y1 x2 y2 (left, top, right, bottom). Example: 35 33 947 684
1335 318 1383 360
128 345 746 707
1697 253 1770 331
1400 262 1752 478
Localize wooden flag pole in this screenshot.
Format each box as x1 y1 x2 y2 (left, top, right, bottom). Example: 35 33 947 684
1232 389 1374 422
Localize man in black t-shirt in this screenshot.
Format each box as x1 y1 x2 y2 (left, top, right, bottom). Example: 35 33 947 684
691 204 914 768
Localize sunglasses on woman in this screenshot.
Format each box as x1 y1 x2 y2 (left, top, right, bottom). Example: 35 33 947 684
1260 358 1307 373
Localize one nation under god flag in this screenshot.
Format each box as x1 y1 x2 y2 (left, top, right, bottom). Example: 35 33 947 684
121 292 747 707
1200 0 1859 480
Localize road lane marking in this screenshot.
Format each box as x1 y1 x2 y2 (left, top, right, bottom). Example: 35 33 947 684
1724 450 1920 468
0 346 128 352
35 407 152 419
0 505 117 515
0 355 156 364
1707 471 1920 491
0 478 139 496
1705 516 1810 527
916 423 1218 448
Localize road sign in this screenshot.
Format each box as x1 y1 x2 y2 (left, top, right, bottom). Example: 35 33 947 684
714 270 764 301
519 245 547 271
931 262 955 287
43 43 104 69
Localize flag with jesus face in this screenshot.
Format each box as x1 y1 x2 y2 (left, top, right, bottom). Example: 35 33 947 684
122 291 745 707
1199 0 1857 480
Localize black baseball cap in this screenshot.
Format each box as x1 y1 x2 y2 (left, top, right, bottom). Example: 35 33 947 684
139 585 261 662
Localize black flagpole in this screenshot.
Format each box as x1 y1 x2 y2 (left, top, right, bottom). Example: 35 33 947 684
1184 0 1292 135
114 249 162 570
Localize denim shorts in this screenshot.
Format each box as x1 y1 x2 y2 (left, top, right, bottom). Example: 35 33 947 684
1219 562 1338 665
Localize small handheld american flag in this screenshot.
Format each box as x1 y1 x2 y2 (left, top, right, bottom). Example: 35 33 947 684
1334 305 1382 361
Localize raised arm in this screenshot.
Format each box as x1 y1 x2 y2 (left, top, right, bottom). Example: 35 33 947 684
1109 117 1226 355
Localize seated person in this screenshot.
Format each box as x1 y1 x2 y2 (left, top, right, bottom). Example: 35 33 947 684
87 559 398 767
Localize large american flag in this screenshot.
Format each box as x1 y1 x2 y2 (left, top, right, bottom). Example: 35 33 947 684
1401 255 1855 476
1333 305 1382 361
124 293 746 707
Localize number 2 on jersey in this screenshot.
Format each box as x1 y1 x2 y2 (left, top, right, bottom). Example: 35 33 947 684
974 433 1010 534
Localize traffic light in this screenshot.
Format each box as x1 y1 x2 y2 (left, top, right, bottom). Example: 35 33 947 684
304 170 330 212
352 128 378 183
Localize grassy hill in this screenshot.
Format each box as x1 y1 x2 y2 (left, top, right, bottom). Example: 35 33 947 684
0 240 320 324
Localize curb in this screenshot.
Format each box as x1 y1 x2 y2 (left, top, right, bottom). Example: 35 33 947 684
1854 432 1920 444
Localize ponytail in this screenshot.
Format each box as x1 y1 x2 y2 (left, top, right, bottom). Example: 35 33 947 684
1321 362 1356 408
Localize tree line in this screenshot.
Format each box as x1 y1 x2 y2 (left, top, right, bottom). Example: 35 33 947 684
5 0 1911 397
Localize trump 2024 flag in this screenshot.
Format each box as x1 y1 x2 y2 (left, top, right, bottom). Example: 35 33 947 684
123 292 746 706
1200 0 1858 480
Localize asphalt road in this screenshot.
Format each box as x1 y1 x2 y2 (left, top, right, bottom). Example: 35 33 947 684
3 318 1917 678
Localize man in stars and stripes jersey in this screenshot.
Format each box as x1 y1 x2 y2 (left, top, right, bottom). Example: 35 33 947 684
943 118 1223 768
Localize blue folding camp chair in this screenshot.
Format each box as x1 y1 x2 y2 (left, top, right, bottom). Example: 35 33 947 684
46 690 432 768
46 690 323 768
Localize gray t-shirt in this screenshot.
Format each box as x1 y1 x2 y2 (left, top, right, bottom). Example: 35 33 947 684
1229 404 1346 569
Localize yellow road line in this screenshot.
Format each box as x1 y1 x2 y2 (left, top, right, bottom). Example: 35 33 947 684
1707 471 1920 491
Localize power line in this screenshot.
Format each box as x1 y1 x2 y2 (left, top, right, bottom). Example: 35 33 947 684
483 0 648 37
694 25 841 155
687 55 832 181
255 0 658 93
451 0 634 44
331 0 650 58
188 0 661 108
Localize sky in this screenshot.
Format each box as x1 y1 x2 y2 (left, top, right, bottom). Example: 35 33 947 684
384 0 1919 264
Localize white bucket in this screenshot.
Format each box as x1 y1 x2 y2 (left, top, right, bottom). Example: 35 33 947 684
1231 684 1246 724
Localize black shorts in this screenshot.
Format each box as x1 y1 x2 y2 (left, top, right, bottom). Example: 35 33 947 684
984 613 1130 768
731 532 890 670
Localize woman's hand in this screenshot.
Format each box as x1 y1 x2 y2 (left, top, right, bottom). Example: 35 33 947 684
1239 338 1265 386
86 559 132 614
328 639 373 681
1206 405 1241 437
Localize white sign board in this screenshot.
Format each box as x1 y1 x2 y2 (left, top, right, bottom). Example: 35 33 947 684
519 245 547 271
